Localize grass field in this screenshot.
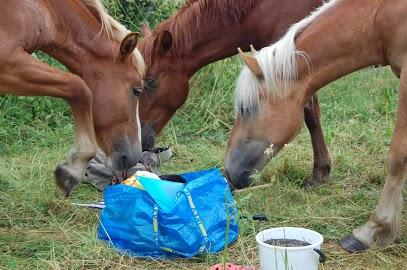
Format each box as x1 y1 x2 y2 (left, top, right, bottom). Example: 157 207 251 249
1 50 406 269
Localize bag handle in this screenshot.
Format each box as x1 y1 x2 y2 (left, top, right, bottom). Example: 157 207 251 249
314 248 327 263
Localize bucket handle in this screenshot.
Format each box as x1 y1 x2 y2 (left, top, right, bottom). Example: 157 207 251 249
314 249 327 263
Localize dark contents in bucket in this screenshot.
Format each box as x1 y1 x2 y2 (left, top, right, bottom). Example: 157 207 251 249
264 238 310 247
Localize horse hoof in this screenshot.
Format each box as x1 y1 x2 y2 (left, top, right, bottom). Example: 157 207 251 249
301 180 319 190
340 234 369 253
301 176 326 190
55 164 80 197
301 169 330 189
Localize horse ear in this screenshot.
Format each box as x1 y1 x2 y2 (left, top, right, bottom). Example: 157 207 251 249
250 44 258 54
238 48 263 77
141 23 152 37
120 32 139 56
159 31 172 54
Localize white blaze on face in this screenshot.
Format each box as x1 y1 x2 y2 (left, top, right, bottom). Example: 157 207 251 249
136 101 141 144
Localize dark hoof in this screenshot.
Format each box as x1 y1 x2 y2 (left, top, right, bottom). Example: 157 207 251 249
301 176 327 189
340 234 369 253
55 164 80 197
301 167 331 189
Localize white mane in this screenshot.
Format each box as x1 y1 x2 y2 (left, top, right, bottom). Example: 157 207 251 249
83 0 146 77
235 0 337 116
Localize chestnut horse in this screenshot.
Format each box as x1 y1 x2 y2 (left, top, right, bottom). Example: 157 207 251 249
0 0 145 196
137 0 331 188
227 0 406 252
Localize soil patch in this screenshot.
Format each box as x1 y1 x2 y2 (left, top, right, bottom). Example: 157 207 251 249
264 239 310 247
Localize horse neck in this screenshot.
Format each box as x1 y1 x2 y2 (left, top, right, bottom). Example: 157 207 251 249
169 0 323 77
42 0 117 77
181 27 251 75
296 0 386 101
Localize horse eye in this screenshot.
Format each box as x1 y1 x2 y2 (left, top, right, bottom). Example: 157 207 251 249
144 77 157 92
132 87 142 97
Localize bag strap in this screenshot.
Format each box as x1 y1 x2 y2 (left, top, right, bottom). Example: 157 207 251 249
152 205 176 254
152 189 209 255
184 188 208 252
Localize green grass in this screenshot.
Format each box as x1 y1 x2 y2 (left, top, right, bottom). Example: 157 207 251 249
1 54 407 269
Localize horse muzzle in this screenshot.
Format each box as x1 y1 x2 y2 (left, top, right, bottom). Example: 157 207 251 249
141 123 156 151
109 141 142 173
224 139 272 189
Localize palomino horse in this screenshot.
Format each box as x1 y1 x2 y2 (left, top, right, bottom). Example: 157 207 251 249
0 0 145 196
137 0 331 188
227 0 406 252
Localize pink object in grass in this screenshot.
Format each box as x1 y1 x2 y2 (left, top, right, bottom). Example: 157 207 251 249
211 263 254 270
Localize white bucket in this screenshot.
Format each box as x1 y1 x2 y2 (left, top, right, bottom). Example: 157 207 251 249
256 227 325 270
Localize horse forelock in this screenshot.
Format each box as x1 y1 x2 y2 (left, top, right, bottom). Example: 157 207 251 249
138 35 155 68
235 0 338 116
82 0 146 76
154 0 256 56
132 48 147 78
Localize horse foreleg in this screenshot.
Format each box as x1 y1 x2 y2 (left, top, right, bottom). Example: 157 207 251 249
302 94 332 188
0 52 97 196
340 69 407 253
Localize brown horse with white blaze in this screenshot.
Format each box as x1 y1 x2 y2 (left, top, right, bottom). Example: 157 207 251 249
137 0 332 188
227 0 406 252
0 0 145 196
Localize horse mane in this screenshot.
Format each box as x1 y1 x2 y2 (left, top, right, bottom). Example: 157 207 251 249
154 0 256 56
235 0 337 116
82 0 146 76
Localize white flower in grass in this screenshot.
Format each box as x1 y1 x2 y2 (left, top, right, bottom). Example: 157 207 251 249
264 143 275 157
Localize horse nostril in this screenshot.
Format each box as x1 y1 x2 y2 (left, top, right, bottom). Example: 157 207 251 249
228 170 251 190
142 135 155 151
118 155 128 171
141 124 156 151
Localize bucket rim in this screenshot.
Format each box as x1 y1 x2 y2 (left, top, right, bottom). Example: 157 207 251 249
256 227 324 251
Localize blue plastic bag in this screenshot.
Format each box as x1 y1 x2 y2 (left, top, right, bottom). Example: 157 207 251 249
98 168 239 258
